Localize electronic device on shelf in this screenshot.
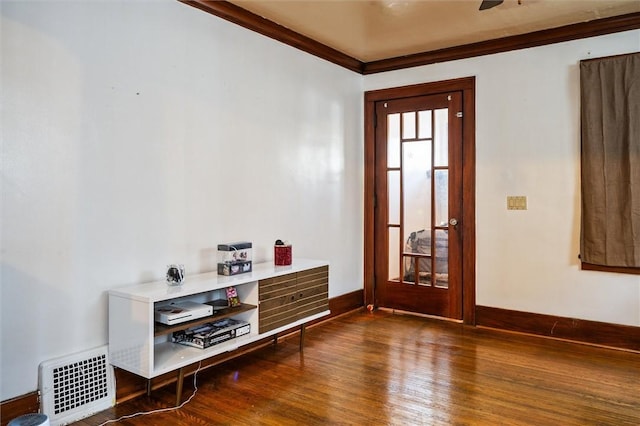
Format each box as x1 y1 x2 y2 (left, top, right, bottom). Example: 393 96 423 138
154 301 213 325
172 318 251 349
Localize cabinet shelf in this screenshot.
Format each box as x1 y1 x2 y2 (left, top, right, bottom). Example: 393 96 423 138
154 303 257 337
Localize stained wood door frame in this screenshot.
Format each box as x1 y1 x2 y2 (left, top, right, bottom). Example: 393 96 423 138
364 77 476 325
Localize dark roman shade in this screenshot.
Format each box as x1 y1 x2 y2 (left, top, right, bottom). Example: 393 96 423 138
580 52 640 269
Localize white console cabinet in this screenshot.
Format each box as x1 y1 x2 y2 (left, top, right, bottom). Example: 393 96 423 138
109 259 329 399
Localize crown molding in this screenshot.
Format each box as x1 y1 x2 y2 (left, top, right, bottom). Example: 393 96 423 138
364 11 640 74
180 2 640 75
180 0 364 73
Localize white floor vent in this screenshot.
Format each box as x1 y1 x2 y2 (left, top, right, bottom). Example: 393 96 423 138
38 345 115 426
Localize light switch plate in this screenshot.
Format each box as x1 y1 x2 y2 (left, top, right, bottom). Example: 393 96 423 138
507 196 527 210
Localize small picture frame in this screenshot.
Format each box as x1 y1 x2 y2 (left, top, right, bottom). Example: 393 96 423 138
226 286 240 307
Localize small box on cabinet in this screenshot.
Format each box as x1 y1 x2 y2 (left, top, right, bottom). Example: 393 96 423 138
217 241 252 264
274 244 292 266
217 260 252 276
217 241 252 276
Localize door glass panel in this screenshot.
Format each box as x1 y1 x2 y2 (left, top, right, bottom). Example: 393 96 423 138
388 170 400 225
402 112 416 139
434 108 448 167
388 227 400 281
402 140 432 287
418 110 432 139
434 169 449 227
402 141 431 245
403 232 432 287
387 113 400 168
403 255 418 285
434 229 449 288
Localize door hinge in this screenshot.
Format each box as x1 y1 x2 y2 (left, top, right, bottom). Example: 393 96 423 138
456 111 463 118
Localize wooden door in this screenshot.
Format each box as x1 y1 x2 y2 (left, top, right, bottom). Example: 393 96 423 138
373 91 464 319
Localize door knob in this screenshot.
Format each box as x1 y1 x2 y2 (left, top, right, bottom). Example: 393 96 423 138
449 218 459 226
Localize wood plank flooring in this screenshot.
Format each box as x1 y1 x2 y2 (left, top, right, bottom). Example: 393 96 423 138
76 310 639 425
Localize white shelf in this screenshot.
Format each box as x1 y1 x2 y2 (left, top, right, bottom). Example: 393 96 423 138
108 259 329 379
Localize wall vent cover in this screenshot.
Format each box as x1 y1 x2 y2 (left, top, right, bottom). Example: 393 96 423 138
38 345 115 426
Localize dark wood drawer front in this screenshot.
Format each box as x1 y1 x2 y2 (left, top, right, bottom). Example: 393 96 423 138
259 266 328 334
259 273 297 302
296 266 329 320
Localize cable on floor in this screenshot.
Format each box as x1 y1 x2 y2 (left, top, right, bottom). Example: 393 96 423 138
96 361 202 426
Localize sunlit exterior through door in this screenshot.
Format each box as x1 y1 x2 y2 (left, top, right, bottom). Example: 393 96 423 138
387 108 450 288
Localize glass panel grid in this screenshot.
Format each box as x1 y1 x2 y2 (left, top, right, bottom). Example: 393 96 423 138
402 112 416 139
388 170 400 225
434 169 449 227
418 110 432 139
388 227 400 282
386 105 450 292
434 229 449 288
402 141 431 245
387 114 400 168
434 108 449 167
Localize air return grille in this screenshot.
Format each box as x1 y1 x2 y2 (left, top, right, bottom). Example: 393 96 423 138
39 345 115 426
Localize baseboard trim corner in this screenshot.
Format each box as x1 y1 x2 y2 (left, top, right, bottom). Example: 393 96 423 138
0 391 39 426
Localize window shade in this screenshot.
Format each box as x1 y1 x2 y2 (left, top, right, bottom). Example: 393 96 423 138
580 52 640 268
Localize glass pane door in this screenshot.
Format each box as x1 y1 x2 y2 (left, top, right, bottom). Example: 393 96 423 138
386 108 450 288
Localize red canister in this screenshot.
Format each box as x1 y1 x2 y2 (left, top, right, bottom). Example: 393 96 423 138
274 244 292 265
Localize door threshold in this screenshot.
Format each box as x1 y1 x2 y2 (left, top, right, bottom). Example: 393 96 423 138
377 307 463 324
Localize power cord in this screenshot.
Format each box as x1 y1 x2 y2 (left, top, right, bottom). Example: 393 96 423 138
97 361 202 426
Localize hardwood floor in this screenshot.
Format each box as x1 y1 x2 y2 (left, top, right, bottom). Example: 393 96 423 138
76 310 639 425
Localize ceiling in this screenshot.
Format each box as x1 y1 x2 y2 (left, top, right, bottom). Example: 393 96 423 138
227 0 640 62
183 0 640 73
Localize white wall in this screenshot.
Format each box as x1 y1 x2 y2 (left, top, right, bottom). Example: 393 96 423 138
2 0 639 405
0 0 363 400
365 30 640 328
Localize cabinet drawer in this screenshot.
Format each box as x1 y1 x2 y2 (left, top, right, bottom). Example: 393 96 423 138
259 266 328 334
259 273 297 301
259 287 298 312
296 266 329 285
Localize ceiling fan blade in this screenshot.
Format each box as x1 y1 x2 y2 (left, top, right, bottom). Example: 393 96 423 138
479 0 504 10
